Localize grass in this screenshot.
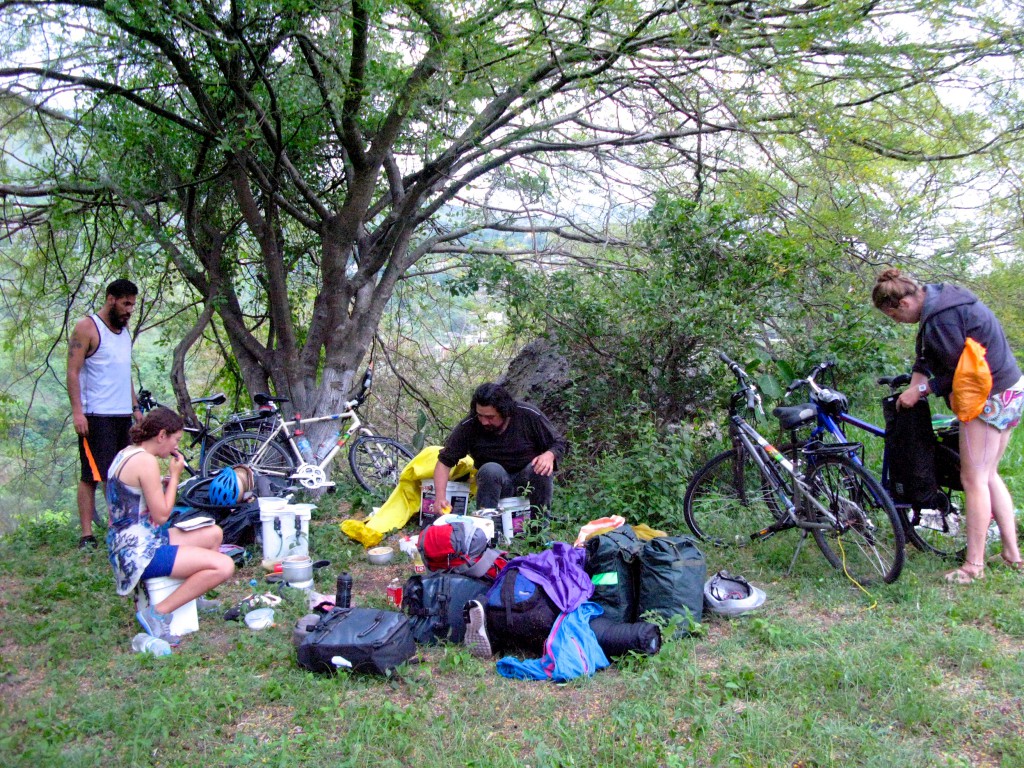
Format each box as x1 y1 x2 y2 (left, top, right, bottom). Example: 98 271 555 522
2 481 1024 768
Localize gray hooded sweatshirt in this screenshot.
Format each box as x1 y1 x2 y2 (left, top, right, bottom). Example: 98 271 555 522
914 283 1021 400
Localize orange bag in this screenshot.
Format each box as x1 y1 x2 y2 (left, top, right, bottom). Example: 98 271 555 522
951 337 992 422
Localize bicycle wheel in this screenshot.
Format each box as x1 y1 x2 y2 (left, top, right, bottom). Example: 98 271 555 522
684 447 786 547
806 454 905 585
900 445 967 559
348 435 414 498
202 431 296 479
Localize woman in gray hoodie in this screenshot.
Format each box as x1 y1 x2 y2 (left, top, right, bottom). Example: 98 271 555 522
873 268 1024 583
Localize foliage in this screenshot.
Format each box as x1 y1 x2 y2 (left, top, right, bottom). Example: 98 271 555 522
4 0 1024 430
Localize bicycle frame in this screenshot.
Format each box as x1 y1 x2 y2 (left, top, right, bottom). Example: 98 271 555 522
249 402 371 489
729 406 852 537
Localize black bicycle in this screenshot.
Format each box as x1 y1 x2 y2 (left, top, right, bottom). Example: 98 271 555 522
683 352 906 585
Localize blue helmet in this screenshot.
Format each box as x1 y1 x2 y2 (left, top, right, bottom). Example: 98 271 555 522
207 467 240 508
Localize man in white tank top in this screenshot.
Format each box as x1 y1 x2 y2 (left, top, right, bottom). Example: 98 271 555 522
67 279 141 549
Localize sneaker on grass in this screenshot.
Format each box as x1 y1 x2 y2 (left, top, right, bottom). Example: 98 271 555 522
463 600 493 659
136 605 181 647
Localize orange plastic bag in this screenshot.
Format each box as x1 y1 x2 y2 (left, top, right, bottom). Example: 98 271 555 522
951 337 992 422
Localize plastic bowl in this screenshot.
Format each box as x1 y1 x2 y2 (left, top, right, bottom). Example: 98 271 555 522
245 607 275 630
366 546 394 565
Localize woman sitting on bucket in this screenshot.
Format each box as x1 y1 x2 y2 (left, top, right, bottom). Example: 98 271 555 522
106 406 234 645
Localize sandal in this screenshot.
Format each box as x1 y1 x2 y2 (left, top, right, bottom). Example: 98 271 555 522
988 552 1024 571
945 560 985 584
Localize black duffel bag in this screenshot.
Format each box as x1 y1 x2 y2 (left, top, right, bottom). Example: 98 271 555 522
297 607 416 676
403 573 490 645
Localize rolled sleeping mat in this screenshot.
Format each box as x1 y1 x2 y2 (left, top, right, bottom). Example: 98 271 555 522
589 614 662 657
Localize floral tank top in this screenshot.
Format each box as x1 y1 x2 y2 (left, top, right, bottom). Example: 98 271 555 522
106 446 170 595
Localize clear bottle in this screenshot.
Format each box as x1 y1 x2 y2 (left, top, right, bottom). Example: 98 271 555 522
293 422 315 463
131 632 172 657
316 428 341 462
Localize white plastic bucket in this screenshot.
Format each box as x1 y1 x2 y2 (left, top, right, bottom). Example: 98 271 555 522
420 480 471 523
143 576 199 635
260 506 310 564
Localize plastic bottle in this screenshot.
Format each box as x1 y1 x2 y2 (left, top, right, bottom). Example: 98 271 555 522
316 428 341 462
293 421 315 463
411 550 426 574
131 632 172 657
335 572 353 608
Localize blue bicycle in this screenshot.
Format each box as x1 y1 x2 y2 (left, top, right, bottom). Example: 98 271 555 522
778 361 965 559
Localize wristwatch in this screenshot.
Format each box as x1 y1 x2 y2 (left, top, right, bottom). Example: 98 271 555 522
917 383 928 395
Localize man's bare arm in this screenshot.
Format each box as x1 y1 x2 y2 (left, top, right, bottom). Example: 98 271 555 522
67 317 98 436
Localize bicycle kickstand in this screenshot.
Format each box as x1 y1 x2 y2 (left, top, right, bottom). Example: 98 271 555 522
786 530 812 577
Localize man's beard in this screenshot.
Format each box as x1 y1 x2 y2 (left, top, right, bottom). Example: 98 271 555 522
109 310 129 329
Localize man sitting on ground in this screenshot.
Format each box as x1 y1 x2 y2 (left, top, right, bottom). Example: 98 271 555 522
430 383 566 516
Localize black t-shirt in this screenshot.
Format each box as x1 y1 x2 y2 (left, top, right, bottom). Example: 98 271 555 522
437 402 567 474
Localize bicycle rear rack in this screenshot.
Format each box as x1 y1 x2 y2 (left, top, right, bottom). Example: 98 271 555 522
801 440 863 459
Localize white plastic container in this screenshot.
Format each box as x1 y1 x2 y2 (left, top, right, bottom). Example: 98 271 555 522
143 576 199 635
420 480 471 523
260 506 310 565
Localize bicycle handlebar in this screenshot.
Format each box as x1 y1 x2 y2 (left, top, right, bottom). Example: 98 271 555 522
718 351 760 412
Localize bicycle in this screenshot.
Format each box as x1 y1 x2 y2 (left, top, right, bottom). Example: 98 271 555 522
136 388 230 477
779 361 965 559
683 352 906 585
201 366 414 497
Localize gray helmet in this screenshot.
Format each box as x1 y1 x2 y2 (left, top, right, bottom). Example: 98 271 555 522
704 571 766 617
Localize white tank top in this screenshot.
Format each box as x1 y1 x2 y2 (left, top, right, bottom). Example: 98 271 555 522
82 313 133 415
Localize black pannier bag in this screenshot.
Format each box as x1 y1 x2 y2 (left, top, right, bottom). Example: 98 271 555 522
402 573 490 645
583 524 643 623
882 395 940 508
297 607 416 676
637 535 706 632
484 566 560 655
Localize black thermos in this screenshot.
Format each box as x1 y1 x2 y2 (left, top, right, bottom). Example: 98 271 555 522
335 572 353 608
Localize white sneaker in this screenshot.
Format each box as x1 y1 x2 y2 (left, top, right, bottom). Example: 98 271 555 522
463 600 493 659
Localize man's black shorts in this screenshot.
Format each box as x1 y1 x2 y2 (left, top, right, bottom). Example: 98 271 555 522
79 415 133 483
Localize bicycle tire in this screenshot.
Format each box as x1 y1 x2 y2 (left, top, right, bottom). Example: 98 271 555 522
806 454 905 585
201 431 296 479
683 447 786 547
899 445 967 559
348 435 414 498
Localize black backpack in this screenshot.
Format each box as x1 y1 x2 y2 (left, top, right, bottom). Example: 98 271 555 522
402 573 490 645
637 535 706 633
583 525 643 623
484 566 560 655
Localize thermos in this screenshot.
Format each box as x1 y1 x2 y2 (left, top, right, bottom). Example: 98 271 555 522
335 572 353 608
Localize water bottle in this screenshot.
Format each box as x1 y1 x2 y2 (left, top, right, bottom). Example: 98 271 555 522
335 572 353 608
294 424 315 463
316 428 341 462
131 632 172 657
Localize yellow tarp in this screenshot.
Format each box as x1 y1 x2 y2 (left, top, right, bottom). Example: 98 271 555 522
340 446 476 547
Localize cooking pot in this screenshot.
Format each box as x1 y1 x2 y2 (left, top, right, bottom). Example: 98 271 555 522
282 554 313 584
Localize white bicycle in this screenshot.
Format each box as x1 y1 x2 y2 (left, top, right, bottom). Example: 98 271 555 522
202 367 414 497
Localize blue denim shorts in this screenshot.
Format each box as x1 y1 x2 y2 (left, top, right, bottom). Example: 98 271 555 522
141 545 179 580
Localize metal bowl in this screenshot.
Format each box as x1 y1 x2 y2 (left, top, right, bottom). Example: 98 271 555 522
366 546 394 565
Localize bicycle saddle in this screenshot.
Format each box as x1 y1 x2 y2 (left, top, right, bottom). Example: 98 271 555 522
772 404 817 430
191 393 227 406
254 393 290 406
